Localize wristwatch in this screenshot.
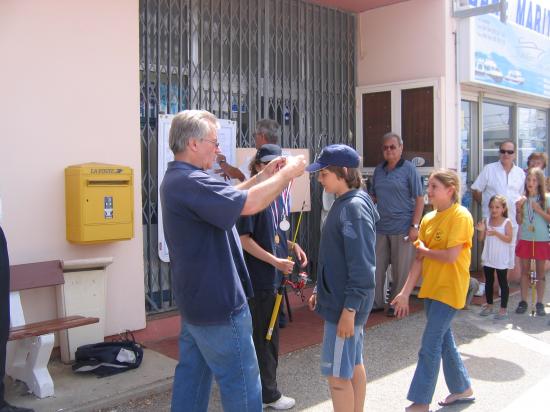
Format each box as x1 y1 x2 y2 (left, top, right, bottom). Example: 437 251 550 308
410 224 419 229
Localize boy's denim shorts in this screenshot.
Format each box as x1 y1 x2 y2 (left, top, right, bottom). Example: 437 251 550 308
320 321 364 379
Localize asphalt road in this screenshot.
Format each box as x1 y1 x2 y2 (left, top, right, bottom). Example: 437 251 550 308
97 286 550 412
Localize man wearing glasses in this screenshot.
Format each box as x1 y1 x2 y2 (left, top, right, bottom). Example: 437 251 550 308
369 132 424 317
471 140 525 280
216 119 281 182
160 110 306 412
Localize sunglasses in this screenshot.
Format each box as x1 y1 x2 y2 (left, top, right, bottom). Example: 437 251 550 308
499 149 515 155
382 144 398 151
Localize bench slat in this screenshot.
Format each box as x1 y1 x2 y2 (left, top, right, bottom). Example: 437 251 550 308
8 316 99 341
10 260 64 291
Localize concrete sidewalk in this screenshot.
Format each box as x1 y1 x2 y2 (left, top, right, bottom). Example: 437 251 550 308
3 348 176 412
5 281 550 411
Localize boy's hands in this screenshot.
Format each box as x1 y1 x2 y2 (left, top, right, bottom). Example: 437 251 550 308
272 257 294 274
336 310 355 338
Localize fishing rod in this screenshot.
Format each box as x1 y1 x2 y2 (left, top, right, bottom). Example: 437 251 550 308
527 198 538 317
266 200 307 341
530 237 537 316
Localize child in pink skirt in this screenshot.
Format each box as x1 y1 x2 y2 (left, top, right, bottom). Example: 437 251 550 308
515 167 550 316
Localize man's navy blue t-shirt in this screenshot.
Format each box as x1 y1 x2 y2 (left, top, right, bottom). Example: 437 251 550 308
237 205 278 291
160 161 253 325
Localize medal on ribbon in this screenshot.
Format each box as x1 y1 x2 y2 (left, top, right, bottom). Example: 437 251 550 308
270 200 280 244
279 183 292 232
527 196 538 233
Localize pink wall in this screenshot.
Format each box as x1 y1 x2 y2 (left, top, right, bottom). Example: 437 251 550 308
0 0 146 334
356 0 459 168
357 0 447 85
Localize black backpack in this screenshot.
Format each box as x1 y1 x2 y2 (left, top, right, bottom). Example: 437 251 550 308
72 335 143 378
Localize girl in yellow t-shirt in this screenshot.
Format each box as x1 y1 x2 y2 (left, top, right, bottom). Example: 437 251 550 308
392 169 474 412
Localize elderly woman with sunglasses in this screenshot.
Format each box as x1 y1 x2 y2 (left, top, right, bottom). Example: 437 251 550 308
471 140 525 282
369 132 424 317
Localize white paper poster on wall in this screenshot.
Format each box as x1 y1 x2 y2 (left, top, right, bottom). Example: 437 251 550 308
157 114 237 262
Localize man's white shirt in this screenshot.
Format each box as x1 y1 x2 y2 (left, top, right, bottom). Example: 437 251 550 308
471 161 525 226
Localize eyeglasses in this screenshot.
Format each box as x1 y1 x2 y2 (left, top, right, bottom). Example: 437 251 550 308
382 144 398 151
201 138 220 148
499 149 515 155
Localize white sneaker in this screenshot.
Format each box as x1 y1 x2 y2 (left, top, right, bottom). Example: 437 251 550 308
475 282 485 297
263 395 296 410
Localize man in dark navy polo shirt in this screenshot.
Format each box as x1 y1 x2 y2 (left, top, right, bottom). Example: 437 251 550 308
160 110 305 412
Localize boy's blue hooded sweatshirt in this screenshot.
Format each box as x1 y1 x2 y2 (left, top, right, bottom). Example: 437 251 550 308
315 189 379 325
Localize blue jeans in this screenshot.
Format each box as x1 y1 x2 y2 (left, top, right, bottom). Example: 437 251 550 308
407 299 471 405
171 306 262 412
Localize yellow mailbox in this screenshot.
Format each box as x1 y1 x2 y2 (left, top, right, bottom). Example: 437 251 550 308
65 163 134 243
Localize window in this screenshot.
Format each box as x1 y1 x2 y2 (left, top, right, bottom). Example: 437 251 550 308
482 101 512 166
401 87 434 167
357 79 438 170
480 101 549 170
517 107 548 169
361 91 391 167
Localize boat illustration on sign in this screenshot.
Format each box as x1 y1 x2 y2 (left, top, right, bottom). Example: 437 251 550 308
475 58 504 83
504 69 525 85
475 58 486 76
483 59 504 82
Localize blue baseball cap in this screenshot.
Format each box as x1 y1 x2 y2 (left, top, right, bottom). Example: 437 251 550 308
306 144 360 172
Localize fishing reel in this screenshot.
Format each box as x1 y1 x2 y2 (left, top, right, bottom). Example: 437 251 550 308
284 271 310 302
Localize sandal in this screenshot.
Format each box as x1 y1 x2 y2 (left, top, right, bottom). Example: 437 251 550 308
479 306 493 317
494 311 508 320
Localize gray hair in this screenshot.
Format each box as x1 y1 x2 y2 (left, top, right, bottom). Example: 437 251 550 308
498 140 516 150
169 110 219 155
255 119 280 144
382 132 403 146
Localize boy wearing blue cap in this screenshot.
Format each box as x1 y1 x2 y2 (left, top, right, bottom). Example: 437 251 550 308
307 144 378 412
238 144 307 410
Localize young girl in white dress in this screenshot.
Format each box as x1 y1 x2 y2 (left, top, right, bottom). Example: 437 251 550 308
476 195 513 319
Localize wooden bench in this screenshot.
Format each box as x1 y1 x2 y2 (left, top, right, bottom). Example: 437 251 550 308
7 260 99 398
